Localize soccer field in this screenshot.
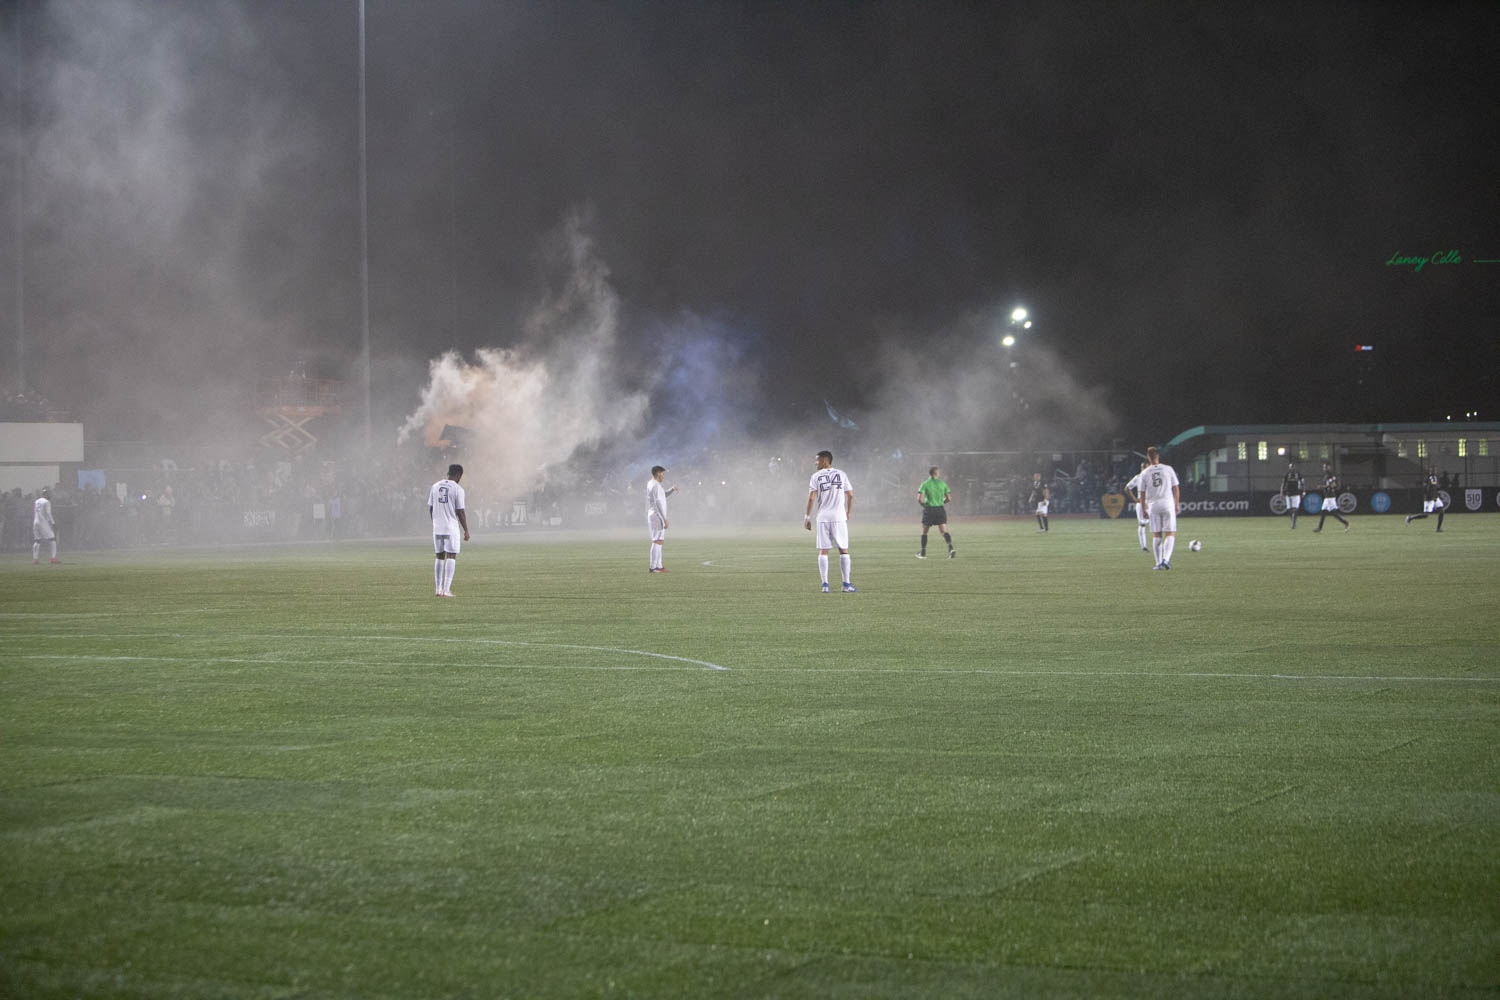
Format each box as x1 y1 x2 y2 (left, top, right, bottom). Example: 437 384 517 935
3 516 1498 998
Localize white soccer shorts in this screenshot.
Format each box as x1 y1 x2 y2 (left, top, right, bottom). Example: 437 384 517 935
433 532 460 555
1147 502 1177 534
1035 501 1049 516
1423 499 1444 513
814 519 849 551
1321 497 1339 512
647 512 666 542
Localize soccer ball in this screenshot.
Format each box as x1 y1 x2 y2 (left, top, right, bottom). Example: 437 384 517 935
1188 539 1202 552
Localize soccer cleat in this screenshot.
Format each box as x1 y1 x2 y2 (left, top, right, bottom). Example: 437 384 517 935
655 567 669 573
842 583 858 593
1405 515 1413 525
948 548 956 558
1343 523 1350 532
821 582 830 593
50 558 60 564
915 553 925 559
1153 562 1164 571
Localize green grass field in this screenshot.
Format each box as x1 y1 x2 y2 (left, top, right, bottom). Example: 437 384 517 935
3 515 1498 999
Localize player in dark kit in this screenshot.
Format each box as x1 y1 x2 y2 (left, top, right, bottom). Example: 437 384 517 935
1313 465 1350 532
1405 467 1446 532
1280 462 1305 529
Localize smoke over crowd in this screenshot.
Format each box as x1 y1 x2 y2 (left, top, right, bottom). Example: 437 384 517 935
388 204 1118 526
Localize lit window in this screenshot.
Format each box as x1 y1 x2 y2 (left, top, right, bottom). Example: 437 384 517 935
1458 438 1468 458
1417 440 1427 459
1257 441 1268 461
1320 444 1330 460
1481 439 1490 457
1298 442 1308 461
1237 441 1247 461
1395 441 1407 458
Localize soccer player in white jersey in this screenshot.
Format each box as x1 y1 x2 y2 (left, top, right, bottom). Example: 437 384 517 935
804 450 856 593
645 465 680 573
1139 446 1181 570
1123 461 1151 557
33 488 59 564
427 464 469 597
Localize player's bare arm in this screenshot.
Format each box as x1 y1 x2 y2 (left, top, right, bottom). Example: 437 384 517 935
805 491 815 530
458 509 470 541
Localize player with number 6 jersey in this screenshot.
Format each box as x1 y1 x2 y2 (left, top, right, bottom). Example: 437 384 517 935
1140 446 1181 570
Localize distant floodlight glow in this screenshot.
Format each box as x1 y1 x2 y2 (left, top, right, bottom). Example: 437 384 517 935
1011 307 1028 322
1001 334 1016 347
1023 320 1033 329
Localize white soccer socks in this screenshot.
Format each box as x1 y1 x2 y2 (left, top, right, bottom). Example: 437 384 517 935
817 554 829 585
839 554 852 585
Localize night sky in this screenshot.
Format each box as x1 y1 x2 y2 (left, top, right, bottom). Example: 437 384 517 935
2 0 1497 449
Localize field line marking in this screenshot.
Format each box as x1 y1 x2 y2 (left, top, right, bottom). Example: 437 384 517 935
9 631 728 672
328 634 730 672
16 654 706 673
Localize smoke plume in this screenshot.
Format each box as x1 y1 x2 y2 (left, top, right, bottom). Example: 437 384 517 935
397 212 651 499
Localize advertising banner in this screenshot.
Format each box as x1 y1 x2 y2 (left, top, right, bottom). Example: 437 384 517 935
1107 490 1500 517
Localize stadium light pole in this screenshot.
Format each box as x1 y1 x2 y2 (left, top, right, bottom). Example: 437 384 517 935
13 4 25 393
357 0 372 452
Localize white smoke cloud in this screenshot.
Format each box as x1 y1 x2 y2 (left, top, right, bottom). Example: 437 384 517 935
397 211 652 498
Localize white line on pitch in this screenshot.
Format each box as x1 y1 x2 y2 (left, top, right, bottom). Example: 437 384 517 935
16 654 698 672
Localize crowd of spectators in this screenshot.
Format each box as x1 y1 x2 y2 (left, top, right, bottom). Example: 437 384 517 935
2 441 1150 555
0 448 437 553
1 391 63 422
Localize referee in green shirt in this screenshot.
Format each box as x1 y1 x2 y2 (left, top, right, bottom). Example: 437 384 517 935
917 467 956 559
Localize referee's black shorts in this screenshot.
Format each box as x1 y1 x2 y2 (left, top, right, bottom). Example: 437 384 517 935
921 505 948 527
